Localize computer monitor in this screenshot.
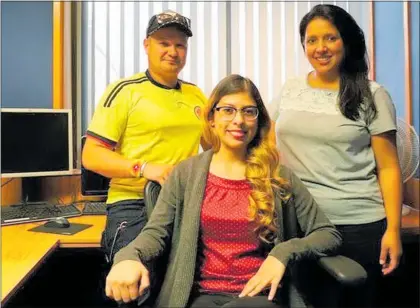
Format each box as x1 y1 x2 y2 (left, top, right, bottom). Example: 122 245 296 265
1 108 73 178
81 136 110 197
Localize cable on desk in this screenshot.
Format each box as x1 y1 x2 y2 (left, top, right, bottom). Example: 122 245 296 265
1 178 15 187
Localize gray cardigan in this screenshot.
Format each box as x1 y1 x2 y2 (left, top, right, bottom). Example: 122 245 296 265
114 150 342 307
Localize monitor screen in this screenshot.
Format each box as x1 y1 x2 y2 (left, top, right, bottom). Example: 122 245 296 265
81 136 110 197
1 108 73 178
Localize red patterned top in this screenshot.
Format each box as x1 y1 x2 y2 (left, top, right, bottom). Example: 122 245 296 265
198 173 265 293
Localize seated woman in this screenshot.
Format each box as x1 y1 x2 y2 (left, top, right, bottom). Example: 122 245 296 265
105 74 342 308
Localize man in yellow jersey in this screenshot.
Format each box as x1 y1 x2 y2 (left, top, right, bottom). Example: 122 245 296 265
82 10 207 266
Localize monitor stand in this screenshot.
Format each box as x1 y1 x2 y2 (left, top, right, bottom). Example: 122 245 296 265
21 177 44 203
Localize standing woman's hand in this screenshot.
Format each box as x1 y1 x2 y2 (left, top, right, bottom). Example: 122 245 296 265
380 228 402 275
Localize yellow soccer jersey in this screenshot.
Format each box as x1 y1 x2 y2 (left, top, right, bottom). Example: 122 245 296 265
87 71 206 203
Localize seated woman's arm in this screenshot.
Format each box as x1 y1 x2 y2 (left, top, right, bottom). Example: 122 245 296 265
269 167 342 266
240 167 341 300
106 167 182 303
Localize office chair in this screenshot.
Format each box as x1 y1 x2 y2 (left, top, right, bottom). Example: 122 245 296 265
144 180 162 220
141 181 368 307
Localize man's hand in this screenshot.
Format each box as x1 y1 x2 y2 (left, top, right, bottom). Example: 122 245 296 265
239 256 286 301
105 260 150 303
143 163 174 185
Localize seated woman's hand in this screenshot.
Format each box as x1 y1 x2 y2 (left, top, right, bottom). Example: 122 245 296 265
239 256 286 301
105 260 150 303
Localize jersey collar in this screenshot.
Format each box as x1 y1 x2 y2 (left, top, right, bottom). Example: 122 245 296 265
146 70 181 90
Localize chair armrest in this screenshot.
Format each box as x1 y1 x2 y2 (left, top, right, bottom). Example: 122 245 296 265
318 255 367 286
136 288 151 307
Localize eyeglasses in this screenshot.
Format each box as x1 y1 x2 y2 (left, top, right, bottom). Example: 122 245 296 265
214 106 259 121
156 11 191 28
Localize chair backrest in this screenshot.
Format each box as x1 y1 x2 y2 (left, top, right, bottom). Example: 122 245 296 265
80 135 110 197
141 181 166 307
144 181 161 219
282 197 302 241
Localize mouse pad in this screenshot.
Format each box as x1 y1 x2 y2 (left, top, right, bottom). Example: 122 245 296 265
28 223 93 235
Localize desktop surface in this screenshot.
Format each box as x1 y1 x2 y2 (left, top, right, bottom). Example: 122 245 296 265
1 215 106 305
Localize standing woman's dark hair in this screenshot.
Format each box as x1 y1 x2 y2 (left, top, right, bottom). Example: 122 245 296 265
299 4 377 124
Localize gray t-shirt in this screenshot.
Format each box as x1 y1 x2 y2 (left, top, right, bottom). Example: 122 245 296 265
269 76 397 225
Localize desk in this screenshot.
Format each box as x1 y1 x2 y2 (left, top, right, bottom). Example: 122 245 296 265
1 212 419 306
1 215 106 305
401 210 420 242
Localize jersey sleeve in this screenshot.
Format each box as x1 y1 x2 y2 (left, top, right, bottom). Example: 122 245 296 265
368 86 397 135
86 83 134 147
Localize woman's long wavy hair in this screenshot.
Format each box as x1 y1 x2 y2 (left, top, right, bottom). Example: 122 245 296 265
299 4 377 124
202 74 290 243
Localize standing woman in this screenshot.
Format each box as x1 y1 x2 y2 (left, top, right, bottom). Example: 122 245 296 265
269 4 402 307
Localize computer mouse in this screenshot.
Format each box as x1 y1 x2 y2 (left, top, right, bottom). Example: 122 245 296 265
44 217 71 228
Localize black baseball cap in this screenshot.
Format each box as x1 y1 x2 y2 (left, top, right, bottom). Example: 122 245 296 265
146 10 192 37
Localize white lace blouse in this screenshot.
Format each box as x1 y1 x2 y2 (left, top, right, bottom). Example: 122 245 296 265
269 76 397 225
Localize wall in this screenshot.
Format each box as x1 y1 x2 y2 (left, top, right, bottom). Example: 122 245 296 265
374 2 405 119
1 1 53 109
1 2 53 205
408 1 419 203
374 1 419 134
411 1 419 135
374 2 419 185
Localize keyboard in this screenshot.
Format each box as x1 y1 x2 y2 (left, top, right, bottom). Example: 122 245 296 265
1 203 82 226
82 202 107 215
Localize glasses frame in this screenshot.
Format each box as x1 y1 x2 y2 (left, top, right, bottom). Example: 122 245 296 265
214 106 259 121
